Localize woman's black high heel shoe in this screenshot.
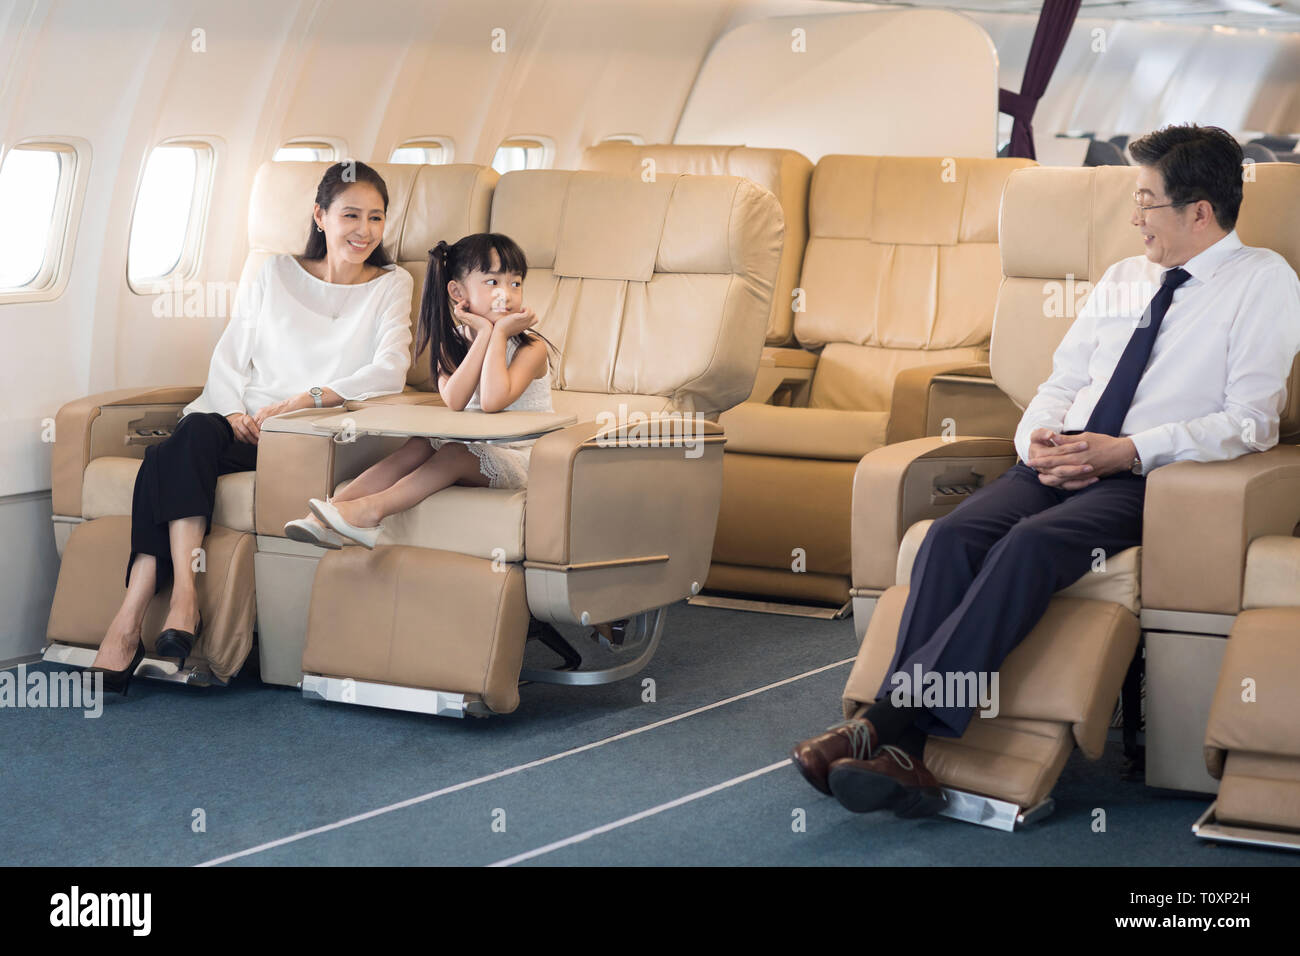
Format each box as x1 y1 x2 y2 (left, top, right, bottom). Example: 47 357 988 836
155 610 202 667
93 641 147 697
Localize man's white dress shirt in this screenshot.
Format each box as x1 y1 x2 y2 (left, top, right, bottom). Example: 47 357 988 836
1014 230 1300 474
183 254 414 418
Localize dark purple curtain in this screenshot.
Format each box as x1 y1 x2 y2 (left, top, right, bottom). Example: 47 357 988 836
999 0 1083 159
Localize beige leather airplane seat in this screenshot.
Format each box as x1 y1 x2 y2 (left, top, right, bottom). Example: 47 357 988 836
1203 590 1300 843
581 142 811 348
705 155 1035 612
256 169 784 715
44 161 497 683
1198 176 1300 845
844 162 1300 822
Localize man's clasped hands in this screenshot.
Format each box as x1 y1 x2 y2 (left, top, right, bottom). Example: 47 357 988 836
1024 427 1140 489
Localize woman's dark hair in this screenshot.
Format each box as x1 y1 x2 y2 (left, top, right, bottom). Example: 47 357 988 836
301 160 393 267
1128 124 1244 231
414 232 554 382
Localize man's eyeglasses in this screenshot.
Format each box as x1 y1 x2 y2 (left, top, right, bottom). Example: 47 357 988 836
1133 191 1190 218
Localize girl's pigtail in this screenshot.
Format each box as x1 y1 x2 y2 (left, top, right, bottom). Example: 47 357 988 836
416 240 455 382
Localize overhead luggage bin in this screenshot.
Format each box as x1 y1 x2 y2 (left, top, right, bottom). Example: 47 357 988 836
843 162 1300 830
267 168 784 716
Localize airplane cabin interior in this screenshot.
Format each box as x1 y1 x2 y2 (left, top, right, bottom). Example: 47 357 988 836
3 0 1300 900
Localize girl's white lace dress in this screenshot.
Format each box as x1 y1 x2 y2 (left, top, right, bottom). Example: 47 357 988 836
428 333 553 489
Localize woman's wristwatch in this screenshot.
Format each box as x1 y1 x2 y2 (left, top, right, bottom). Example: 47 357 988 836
310 386 323 408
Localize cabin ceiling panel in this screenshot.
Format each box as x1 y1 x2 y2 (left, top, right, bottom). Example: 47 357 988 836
675 8 1001 160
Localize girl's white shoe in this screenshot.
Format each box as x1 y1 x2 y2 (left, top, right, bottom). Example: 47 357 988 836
308 497 382 549
283 513 346 550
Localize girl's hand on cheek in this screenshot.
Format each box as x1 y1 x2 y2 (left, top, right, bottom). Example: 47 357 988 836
495 307 537 337
453 299 493 335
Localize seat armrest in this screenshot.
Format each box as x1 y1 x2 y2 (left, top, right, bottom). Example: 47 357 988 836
524 417 727 624
761 346 819 370
886 362 993 444
254 409 345 535
746 346 819 405
852 436 1017 592
1142 445 1300 615
719 403 886 460
52 386 202 517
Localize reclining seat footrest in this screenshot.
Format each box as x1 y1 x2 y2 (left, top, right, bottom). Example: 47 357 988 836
301 545 531 716
842 586 1139 822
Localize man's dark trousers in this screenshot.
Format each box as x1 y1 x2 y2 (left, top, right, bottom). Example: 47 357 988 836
875 461 1146 738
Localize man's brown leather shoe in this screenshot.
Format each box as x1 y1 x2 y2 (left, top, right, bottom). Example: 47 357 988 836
789 718 878 795
827 746 947 818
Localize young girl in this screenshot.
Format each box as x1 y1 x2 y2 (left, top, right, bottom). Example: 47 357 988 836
284 233 554 549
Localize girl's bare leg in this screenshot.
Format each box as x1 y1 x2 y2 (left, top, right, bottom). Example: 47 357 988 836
331 437 434 502
330 443 488 528
92 554 158 671
297 437 433 533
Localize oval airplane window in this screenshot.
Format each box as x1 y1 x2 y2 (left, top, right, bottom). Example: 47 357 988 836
0 147 62 289
492 136 554 174
273 138 346 162
390 138 454 165
127 146 197 284
127 141 215 291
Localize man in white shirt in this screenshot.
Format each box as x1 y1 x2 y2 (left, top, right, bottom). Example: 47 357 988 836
790 124 1300 817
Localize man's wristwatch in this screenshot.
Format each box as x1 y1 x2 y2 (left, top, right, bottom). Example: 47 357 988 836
310 386 323 408
1130 450 1143 476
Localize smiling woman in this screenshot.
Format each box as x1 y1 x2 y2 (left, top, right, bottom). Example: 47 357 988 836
298 160 395 282
87 159 415 689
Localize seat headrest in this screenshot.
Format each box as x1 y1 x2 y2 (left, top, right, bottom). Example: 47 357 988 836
491 169 782 282
580 142 812 198
794 155 1036 354
488 169 784 414
580 143 813 346
809 155 1036 247
397 165 498 262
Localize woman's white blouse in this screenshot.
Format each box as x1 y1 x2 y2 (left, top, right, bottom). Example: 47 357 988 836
183 254 415 418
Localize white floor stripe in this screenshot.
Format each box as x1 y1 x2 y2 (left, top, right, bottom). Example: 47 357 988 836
487 761 790 866
196 656 854 866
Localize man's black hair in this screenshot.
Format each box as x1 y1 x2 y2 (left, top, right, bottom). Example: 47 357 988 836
1129 124 1244 231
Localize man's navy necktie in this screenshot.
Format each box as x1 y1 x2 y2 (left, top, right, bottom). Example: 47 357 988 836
1084 266 1192 436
